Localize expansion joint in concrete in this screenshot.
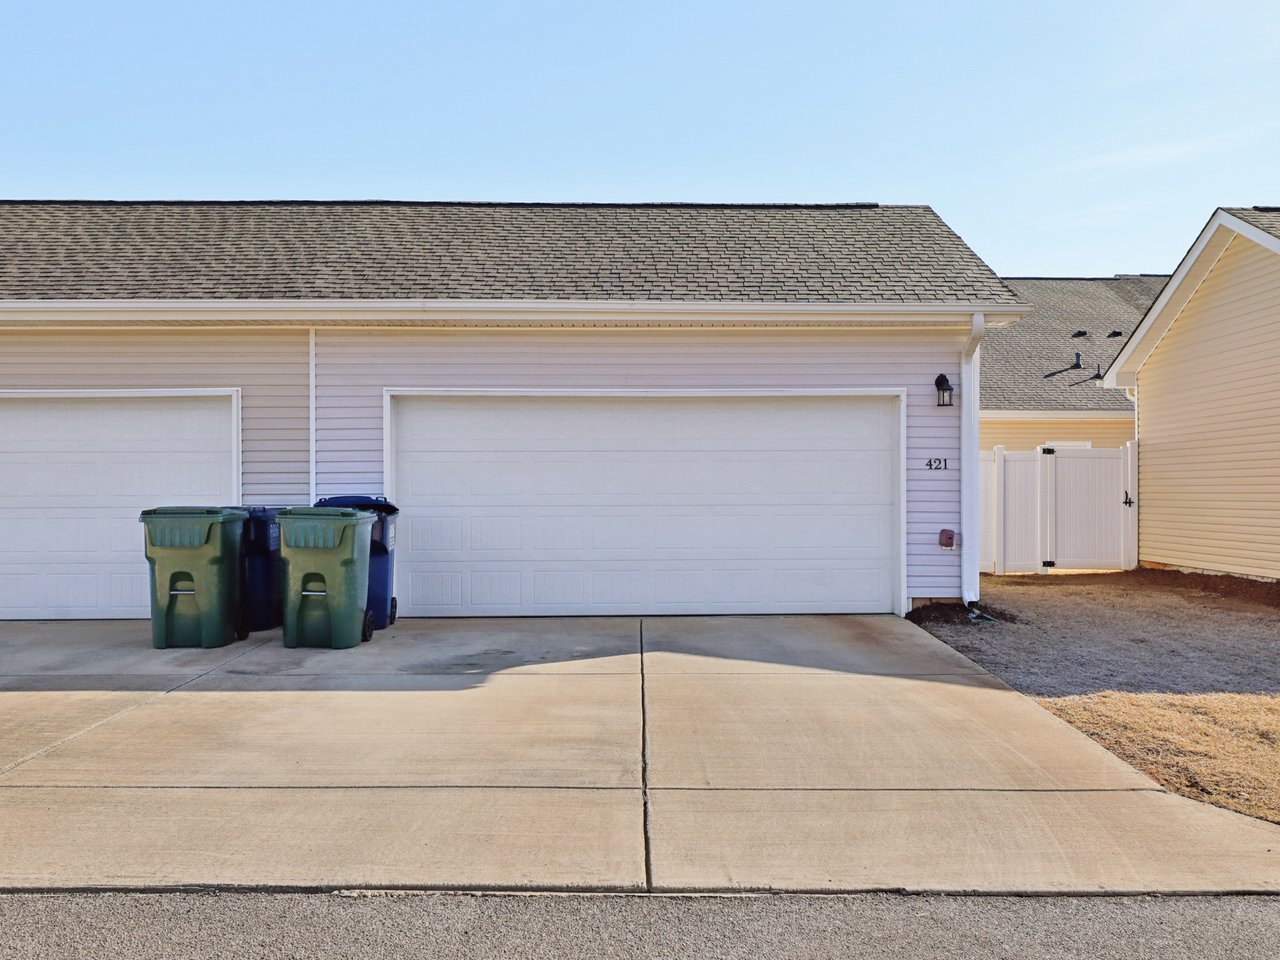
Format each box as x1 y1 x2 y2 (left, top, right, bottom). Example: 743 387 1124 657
639 618 653 893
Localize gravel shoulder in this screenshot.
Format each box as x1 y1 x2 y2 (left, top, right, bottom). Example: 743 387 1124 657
915 571 1280 823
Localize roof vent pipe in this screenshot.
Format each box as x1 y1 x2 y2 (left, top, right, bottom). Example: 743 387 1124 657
1073 352 1083 369
1092 364 1104 380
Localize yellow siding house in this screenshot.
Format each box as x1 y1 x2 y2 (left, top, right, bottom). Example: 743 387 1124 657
1104 206 1280 581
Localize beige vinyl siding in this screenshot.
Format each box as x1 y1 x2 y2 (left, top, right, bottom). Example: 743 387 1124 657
1137 235 1280 579
314 326 968 600
0 329 310 504
980 417 1135 451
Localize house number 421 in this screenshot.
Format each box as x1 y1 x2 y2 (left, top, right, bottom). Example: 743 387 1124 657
925 458 950 470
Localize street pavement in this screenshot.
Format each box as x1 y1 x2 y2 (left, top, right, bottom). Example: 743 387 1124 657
1 891 1277 959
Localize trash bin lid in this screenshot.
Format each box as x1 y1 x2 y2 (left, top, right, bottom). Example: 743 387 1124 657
139 507 248 549
277 507 376 550
313 495 399 516
278 507 376 522
140 506 249 520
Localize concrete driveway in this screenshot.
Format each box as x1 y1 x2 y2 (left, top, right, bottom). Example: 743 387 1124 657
0 616 1276 893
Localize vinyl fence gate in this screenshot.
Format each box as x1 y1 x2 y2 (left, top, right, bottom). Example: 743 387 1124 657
980 442 1138 574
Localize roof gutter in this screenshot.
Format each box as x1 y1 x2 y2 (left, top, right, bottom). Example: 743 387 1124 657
0 298 1030 327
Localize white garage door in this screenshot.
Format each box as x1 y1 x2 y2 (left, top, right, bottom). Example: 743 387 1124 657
391 394 901 616
0 394 238 619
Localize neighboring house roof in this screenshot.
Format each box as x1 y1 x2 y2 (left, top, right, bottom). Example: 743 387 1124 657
0 200 1020 305
1105 206 1280 388
1225 206 1280 241
982 275 1168 412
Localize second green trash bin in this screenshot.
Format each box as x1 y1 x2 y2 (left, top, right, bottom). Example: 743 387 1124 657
277 507 376 649
139 507 249 649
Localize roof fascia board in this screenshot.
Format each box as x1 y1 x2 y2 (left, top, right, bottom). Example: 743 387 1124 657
0 298 1029 327
1103 209 1257 387
981 410 1135 420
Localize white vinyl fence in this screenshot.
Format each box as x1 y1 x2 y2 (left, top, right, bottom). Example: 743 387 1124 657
980 442 1138 574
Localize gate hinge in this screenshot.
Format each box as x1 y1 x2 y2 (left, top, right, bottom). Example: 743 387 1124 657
1041 447 1056 455
1041 560 1056 568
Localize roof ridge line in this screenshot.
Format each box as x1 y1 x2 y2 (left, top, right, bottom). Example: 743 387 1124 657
1003 275 1170 281
0 199 903 209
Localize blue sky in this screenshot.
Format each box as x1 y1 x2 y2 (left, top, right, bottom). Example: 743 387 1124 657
2 1 1277 275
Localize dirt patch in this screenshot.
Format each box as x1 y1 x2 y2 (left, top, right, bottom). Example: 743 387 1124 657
920 573 1280 697
917 571 1280 825
997 567 1280 612
1041 692 1280 825
905 602 1018 627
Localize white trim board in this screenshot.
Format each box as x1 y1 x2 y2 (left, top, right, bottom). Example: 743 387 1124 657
0 388 241 399
382 387 910 617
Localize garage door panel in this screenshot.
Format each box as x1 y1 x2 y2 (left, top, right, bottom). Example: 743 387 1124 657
401 507 891 559
400 395 896 447
0 571 42 612
0 564 150 618
3 456 230 503
393 395 900 616
404 561 895 616
1 518 130 565
35 517 126 555
404 452 894 502
0 397 236 620
7 411 231 450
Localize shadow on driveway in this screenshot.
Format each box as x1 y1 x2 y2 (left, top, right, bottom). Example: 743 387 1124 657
0 614 991 693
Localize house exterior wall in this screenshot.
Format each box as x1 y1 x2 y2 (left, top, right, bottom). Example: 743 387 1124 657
314 326 969 601
980 416 1135 451
1136 235 1280 579
0 329 310 505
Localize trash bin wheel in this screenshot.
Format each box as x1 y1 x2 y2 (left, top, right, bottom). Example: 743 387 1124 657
234 616 250 643
389 597 397 626
361 609 375 643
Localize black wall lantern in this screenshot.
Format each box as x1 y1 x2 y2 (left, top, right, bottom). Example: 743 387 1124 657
935 374 954 407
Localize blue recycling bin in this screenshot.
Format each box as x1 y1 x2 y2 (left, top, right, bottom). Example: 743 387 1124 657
313 496 398 628
241 507 286 632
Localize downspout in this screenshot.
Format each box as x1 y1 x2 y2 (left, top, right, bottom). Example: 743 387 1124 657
1128 382 1139 570
960 312 984 605
308 327 317 504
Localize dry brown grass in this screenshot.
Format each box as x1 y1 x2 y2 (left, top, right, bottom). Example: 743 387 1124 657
1040 692 1280 824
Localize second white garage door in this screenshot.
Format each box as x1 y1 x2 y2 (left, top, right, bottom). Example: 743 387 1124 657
391 393 901 616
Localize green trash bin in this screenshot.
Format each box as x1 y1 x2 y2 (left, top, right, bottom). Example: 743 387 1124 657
139 507 250 649
277 507 376 649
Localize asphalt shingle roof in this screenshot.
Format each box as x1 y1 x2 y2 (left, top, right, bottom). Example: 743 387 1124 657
0 201 1018 304
985 276 1168 412
1225 206 1280 242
